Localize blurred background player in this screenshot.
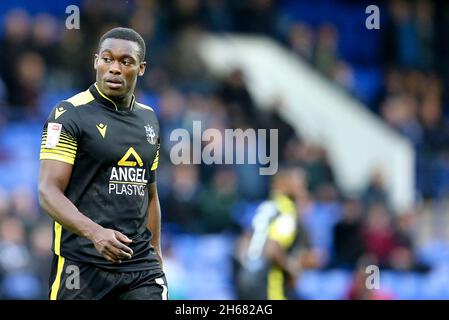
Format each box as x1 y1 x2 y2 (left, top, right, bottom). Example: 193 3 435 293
234 166 319 300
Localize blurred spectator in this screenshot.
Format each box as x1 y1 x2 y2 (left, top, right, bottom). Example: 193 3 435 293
130 5 168 71
384 0 420 68
30 14 59 68
159 88 186 149
301 182 341 266
55 29 91 89
0 188 9 220
415 0 435 71
0 9 31 106
9 186 39 228
346 255 395 300
381 94 422 146
0 217 30 274
332 61 355 93
165 0 203 35
296 143 336 194
259 97 297 161
203 0 233 32
313 24 339 77
167 18 209 92
199 167 239 233
235 0 278 36
362 168 389 208
218 69 258 127
417 91 449 198
331 199 365 269
388 212 428 272
143 67 172 93
288 23 314 63
362 203 395 268
163 164 203 233
9 52 46 114
29 223 52 298
0 78 6 106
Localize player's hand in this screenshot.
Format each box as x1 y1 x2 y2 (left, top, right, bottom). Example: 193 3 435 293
155 249 163 270
90 227 133 263
299 250 321 269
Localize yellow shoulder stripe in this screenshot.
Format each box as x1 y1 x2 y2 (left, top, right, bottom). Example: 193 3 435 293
66 90 94 107
40 153 75 165
40 148 76 158
151 144 160 171
41 145 77 155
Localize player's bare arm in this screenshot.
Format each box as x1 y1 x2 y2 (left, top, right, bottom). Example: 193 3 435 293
147 181 163 268
264 239 299 279
39 159 133 263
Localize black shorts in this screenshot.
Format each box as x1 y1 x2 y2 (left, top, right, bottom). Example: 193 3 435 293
48 255 169 300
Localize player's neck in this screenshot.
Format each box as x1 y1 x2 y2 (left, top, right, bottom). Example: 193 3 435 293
94 83 135 111
111 95 133 110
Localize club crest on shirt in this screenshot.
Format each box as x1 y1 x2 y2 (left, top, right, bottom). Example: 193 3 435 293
144 124 156 145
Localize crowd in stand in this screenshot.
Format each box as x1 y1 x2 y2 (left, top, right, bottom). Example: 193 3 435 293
0 0 447 299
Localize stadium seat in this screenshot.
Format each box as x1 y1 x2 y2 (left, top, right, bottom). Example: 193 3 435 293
416 240 449 268
297 270 352 300
1 272 42 299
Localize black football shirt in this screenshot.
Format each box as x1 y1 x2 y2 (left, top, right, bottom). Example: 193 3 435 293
40 83 161 272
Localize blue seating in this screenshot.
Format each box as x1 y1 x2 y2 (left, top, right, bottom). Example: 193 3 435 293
0 0 81 20
301 202 342 261
230 200 262 230
416 240 449 267
169 234 236 299
39 90 78 117
297 270 351 300
352 67 383 105
296 269 449 300
1 272 42 299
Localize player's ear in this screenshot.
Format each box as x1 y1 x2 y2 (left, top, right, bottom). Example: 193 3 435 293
94 54 99 70
138 61 147 77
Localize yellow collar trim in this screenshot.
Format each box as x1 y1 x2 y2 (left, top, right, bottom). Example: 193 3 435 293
94 83 118 111
94 83 136 111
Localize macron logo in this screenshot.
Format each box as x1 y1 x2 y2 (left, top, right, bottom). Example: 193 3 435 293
55 107 67 120
96 123 107 138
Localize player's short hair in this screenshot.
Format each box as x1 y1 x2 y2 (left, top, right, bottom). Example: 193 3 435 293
98 27 146 62
272 165 306 183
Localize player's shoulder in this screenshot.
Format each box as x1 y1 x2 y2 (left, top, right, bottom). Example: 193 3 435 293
134 101 159 127
63 89 95 108
48 89 95 123
252 200 278 224
134 101 155 112
52 90 95 111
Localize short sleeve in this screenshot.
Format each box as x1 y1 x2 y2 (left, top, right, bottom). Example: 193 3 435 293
40 102 81 165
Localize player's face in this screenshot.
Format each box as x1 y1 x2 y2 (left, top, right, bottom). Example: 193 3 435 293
94 38 146 99
288 170 307 200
